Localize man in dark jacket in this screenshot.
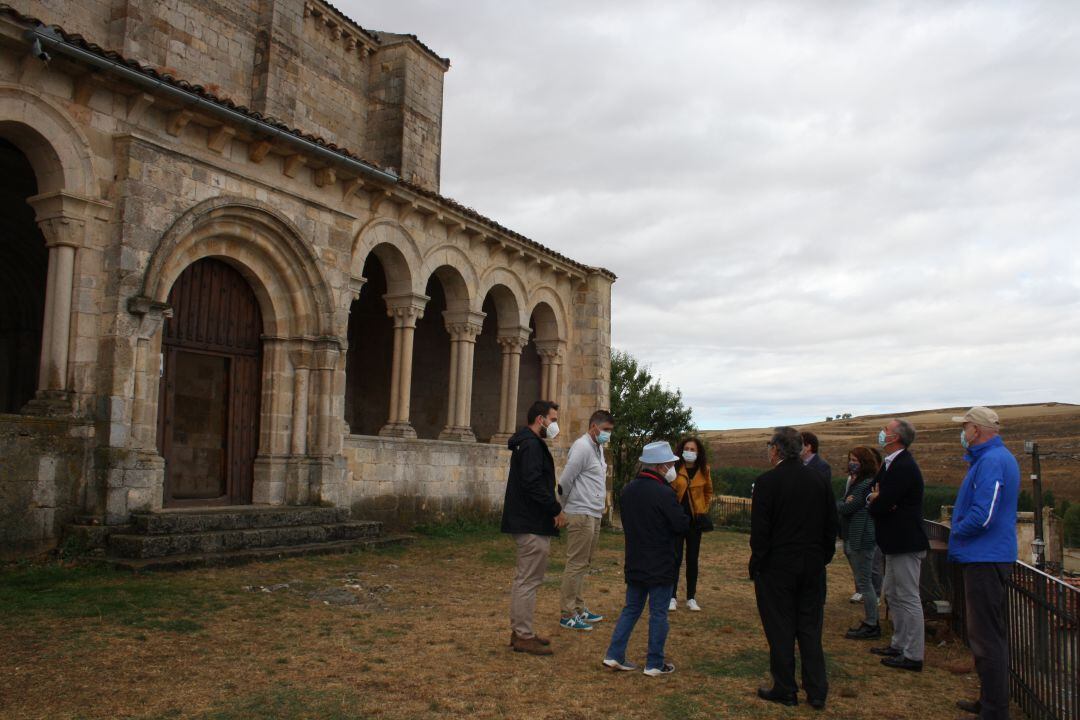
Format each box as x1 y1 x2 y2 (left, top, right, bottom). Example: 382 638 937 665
801 431 832 483
602 441 689 676
501 400 566 655
751 426 839 710
867 418 929 672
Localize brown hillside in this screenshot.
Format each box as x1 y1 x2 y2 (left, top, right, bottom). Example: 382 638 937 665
701 403 1080 501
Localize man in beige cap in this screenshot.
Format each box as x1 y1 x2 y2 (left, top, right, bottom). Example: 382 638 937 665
947 407 1019 719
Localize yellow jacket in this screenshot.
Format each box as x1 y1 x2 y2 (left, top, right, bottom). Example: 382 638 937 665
672 464 714 516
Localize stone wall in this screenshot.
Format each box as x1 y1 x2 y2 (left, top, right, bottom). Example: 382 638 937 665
0 413 94 556
343 434 569 529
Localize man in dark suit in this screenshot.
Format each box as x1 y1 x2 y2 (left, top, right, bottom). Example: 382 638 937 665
867 418 929 671
751 426 839 709
801 431 832 483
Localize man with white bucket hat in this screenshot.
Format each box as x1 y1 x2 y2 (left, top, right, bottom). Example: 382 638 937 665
948 406 1019 719
602 441 689 676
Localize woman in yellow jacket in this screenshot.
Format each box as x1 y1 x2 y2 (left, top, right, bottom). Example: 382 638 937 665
670 436 714 611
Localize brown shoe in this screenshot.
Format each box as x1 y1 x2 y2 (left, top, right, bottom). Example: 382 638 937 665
511 634 553 656
510 632 551 646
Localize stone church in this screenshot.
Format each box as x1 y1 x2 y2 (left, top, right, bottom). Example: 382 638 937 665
0 0 613 559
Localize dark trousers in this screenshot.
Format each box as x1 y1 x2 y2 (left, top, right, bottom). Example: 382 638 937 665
962 563 1012 720
673 527 702 599
754 556 828 702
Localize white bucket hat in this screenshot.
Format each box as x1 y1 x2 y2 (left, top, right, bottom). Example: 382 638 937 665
639 441 678 464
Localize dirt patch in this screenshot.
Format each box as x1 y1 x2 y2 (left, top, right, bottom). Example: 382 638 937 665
0 530 987 719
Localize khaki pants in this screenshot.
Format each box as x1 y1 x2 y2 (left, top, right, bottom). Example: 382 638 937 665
560 513 602 617
510 533 551 638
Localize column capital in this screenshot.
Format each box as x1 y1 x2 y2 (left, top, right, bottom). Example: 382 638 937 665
288 338 315 369
313 338 343 370
28 191 111 248
126 295 174 338
383 292 429 327
443 310 486 341
535 339 566 362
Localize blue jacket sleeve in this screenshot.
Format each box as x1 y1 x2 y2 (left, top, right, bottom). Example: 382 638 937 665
951 460 1004 539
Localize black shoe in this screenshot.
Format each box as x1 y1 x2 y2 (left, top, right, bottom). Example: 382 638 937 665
845 623 882 640
869 645 902 657
808 698 826 711
757 688 798 707
881 656 923 672
956 699 981 715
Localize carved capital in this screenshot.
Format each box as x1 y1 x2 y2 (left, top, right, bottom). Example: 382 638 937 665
313 339 342 370
384 292 429 328
496 325 532 354
535 339 565 363
443 310 485 341
28 191 111 248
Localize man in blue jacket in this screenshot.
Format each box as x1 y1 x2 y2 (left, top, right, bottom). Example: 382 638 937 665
948 407 1020 720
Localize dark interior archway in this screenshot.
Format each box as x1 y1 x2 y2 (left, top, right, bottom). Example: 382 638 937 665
470 295 501 442
409 275 449 439
0 138 46 413
345 254 394 436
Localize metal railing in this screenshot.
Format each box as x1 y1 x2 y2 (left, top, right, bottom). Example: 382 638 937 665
924 520 1078 720
709 495 752 531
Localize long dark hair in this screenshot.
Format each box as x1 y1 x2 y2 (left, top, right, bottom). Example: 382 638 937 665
849 446 880 482
675 436 709 473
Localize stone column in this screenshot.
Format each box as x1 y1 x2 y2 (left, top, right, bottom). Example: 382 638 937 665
25 192 105 411
126 297 172 451
439 311 485 442
288 344 313 456
313 341 342 456
379 293 428 438
536 340 565 407
491 326 531 444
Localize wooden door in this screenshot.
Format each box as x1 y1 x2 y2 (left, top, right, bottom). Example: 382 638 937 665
157 258 262 506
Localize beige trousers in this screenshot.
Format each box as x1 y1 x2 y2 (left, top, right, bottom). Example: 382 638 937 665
510 533 551 638
560 513 602 617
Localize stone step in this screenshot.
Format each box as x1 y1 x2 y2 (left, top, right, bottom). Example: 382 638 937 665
130 506 352 535
106 534 414 572
108 521 383 559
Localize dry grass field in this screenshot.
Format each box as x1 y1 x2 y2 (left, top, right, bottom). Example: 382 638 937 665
703 403 1080 501
0 527 990 720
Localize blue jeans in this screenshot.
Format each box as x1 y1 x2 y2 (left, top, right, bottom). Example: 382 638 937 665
604 582 673 670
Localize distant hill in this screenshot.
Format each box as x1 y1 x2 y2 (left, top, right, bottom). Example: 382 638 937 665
701 403 1080 501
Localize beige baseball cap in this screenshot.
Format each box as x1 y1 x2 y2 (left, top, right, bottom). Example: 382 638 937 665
951 406 1000 428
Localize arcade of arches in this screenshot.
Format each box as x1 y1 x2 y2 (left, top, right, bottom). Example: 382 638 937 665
0 0 613 555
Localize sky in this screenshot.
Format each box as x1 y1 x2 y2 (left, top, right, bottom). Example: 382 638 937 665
340 0 1080 429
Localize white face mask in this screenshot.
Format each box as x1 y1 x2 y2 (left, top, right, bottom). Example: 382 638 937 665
544 419 560 440
682 451 698 464
664 466 677 483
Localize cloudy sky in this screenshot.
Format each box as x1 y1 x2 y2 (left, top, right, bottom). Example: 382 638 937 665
342 0 1080 429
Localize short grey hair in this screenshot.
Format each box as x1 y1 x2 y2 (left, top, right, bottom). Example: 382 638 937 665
894 418 916 447
769 426 803 460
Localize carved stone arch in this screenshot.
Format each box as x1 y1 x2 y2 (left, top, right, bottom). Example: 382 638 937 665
477 266 529 328
420 244 480 313
352 218 422 295
0 83 97 196
142 197 332 338
527 285 568 342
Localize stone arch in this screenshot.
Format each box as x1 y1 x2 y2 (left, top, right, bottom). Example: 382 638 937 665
142 197 332 338
0 84 96 196
527 286 568 342
477 267 529 328
420 244 479 313
352 218 422 295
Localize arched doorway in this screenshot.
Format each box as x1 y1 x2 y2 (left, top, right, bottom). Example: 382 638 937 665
157 258 262 506
0 138 46 412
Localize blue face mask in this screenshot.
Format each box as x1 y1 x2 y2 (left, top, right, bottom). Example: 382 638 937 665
597 430 611 445
848 461 860 475
960 429 969 450
877 430 888 448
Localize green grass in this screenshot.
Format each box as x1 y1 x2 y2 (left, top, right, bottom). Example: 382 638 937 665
657 693 706 720
134 685 369 720
695 648 770 678
412 516 499 539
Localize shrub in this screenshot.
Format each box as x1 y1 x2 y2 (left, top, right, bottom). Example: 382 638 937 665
712 467 760 498
1064 505 1080 548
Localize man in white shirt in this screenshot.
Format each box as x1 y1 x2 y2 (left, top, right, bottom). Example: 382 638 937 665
558 410 615 630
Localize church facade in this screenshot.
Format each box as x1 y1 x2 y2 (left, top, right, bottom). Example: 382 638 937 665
0 0 613 554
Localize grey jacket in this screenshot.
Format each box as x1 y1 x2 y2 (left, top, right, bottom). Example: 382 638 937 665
558 433 607 518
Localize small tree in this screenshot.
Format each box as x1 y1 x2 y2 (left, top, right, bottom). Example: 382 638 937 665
1064 505 1080 548
609 349 695 507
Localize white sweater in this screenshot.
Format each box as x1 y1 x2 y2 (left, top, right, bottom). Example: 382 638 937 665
558 433 608 518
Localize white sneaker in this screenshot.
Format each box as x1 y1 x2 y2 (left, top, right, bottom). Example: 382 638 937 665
669 598 677 611
686 598 701 612
603 657 638 671
849 593 863 603
643 662 675 677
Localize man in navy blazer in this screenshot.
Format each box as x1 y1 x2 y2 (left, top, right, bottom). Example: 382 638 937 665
867 418 929 672
801 431 832 483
